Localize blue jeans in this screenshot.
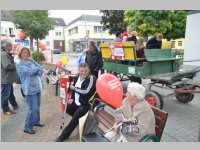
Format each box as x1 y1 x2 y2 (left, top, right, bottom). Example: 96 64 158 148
24 92 41 131
1 84 18 112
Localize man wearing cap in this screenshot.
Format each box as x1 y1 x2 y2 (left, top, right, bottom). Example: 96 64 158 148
1 39 18 115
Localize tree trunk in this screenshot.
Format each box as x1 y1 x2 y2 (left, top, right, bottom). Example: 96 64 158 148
30 37 33 51
144 35 148 42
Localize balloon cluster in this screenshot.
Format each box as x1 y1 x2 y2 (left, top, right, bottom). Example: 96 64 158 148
39 42 46 51
56 60 62 68
19 32 27 40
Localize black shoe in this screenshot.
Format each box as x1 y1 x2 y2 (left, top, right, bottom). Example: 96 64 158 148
24 129 36 134
34 122 45 127
55 137 64 142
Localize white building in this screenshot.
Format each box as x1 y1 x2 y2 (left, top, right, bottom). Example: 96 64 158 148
65 14 115 52
184 10 200 66
1 10 66 52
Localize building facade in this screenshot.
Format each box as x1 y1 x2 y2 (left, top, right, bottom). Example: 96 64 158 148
65 14 115 52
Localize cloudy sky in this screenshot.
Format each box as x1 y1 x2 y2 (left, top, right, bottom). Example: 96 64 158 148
49 10 101 25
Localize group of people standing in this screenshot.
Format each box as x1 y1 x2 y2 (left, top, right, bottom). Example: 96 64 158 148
1 40 44 134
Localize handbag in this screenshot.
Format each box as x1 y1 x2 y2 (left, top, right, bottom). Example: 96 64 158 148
103 123 127 142
121 120 139 135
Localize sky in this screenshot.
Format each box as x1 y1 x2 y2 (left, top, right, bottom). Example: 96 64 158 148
49 10 101 25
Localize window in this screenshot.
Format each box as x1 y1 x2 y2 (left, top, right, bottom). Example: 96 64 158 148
55 32 62 37
68 27 78 36
178 41 182 46
86 30 89 36
9 28 14 35
1 27 5 34
172 41 176 48
94 26 105 33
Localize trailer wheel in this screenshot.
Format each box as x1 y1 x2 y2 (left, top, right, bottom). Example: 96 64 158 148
175 93 194 103
145 91 164 109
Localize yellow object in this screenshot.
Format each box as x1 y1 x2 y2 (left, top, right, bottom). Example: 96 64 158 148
122 41 135 46
124 48 135 60
79 112 89 142
100 43 109 47
162 40 172 49
88 91 97 106
60 55 68 65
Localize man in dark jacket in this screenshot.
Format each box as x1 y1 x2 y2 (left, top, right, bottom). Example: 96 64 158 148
55 63 97 142
146 33 163 49
1 40 18 115
85 41 103 78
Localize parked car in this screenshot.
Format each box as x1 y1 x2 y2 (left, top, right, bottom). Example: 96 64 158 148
53 49 61 54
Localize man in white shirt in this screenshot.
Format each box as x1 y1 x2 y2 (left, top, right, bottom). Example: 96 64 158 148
55 63 97 142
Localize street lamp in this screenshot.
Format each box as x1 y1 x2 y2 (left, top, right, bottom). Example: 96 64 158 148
84 14 88 49
134 11 138 32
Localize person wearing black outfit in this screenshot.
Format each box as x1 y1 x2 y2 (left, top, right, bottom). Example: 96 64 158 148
146 33 163 49
55 63 97 142
85 41 103 78
126 31 137 44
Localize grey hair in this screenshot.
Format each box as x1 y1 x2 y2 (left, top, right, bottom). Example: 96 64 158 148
79 62 90 69
127 82 146 101
1 39 12 49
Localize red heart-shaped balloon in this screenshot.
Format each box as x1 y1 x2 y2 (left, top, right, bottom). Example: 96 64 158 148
96 73 123 108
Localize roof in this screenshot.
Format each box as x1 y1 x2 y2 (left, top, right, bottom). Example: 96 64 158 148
1 10 66 26
67 14 101 26
49 17 66 26
1 10 14 21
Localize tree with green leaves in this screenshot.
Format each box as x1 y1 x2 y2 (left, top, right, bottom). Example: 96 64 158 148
100 10 127 34
12 10 54 54
124 10 187 41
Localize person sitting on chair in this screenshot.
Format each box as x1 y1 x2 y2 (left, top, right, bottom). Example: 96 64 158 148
55 62 97 142
113 82 155 142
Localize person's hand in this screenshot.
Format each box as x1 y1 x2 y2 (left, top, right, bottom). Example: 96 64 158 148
113 124 119 132
122 117 129 122
68 99 73 104
70 85 75 90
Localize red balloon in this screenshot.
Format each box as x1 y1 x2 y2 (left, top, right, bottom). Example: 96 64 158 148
96 74 123 108
56 61 62 68
39 42 46 51
19 32 27 40
13 44 18 55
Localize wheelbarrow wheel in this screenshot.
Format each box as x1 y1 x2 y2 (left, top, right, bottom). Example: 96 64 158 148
145 91 164 109
175 93 194 103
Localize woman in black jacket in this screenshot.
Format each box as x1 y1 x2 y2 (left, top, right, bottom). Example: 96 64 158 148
55 63 97 142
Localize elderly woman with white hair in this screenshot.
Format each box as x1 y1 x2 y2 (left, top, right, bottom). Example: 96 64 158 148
113 82 155 142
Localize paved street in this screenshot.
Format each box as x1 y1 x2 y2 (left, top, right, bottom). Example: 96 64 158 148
1 55 200 142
